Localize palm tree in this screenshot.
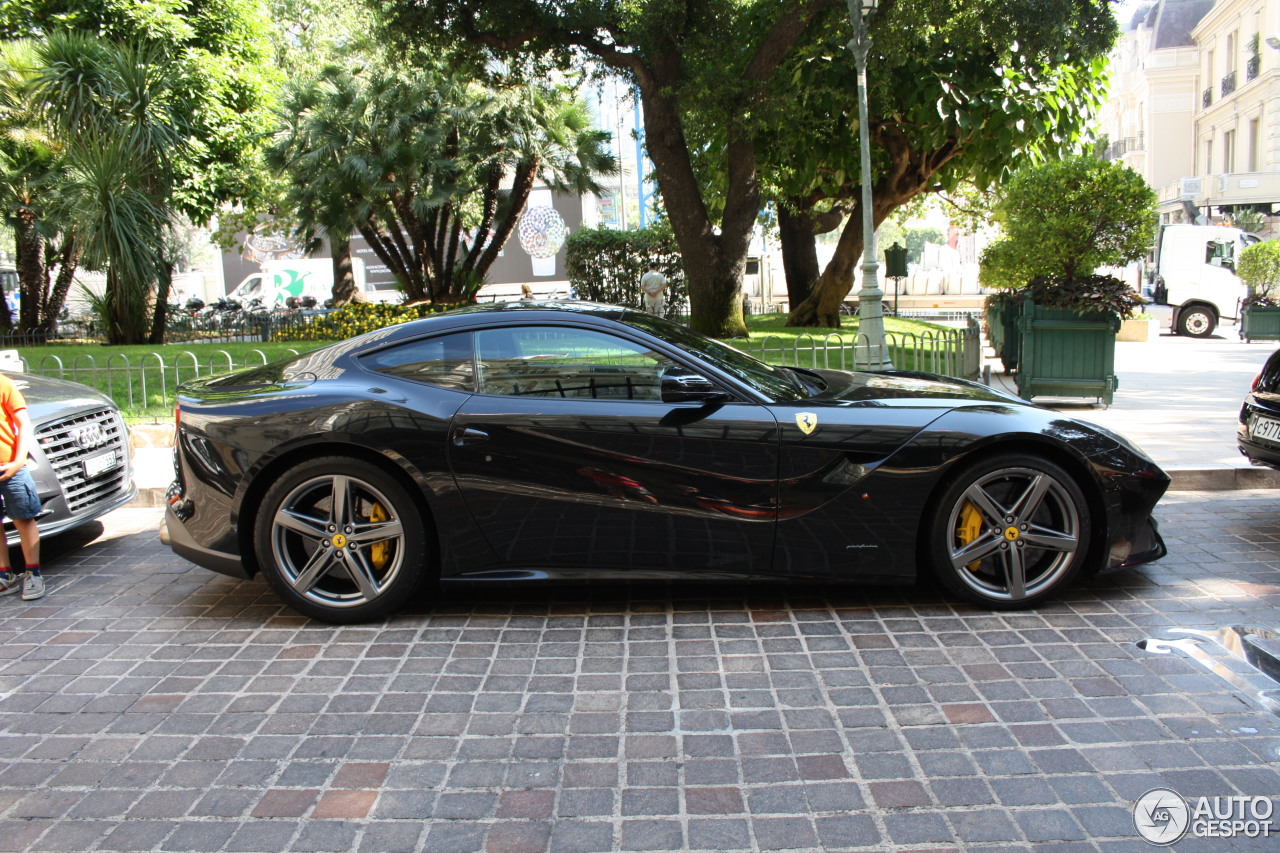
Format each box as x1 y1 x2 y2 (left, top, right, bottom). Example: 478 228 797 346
270 62 615 304
0 40 57 334
28 33 194 344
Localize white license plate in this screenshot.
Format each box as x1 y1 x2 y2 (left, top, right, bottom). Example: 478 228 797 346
83 450 119 479
1252 415 1280 444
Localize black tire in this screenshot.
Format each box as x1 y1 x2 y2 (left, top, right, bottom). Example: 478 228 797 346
253 456 429 623
1177 305 1216 337
926 454 1091 609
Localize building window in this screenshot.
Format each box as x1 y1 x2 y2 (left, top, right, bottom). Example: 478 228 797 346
1224 129 1236 173
1205 139 1213 175
1249 118 1260 171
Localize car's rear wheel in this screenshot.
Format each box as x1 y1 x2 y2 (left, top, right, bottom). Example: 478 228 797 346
927 455 1091 609
253 457 429 623
1177 304 1216 337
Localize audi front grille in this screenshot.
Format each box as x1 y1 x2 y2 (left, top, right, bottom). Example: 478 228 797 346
36 407 130 515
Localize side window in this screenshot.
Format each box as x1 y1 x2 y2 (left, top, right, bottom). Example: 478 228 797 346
476 326 678 400
1206 239 1236 270
361 332 475 391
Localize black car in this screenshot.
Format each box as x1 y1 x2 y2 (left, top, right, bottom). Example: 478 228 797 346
161 302 1168 623
1238 347 1280 469
9 372 136 542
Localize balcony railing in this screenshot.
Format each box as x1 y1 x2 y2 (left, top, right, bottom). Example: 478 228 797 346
1203 87 1213 108
1102 135 1147 161
1222 70 1238 97
1248 55 1261 81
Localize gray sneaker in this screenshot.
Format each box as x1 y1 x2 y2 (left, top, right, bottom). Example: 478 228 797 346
21 573 44 601
0 571 18 597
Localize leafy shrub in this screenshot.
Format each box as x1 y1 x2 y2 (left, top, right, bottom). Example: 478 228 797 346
1238 241 1280 307
565 222 687 319
978 239 1039 292
1025 275 1144 317
979 156 1156 316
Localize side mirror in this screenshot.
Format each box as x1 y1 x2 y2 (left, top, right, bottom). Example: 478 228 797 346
661 367 732 403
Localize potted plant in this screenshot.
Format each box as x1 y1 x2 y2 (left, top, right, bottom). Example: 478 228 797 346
1238 240 1280 343
1117 312 1156 342
979 156 1157 405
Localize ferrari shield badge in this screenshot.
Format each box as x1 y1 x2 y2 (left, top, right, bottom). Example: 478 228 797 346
795 412 818 435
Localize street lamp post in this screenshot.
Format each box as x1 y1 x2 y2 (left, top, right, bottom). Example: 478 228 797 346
846 0 892 369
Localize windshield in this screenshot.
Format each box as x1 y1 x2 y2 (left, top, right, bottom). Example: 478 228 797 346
622 312 806 401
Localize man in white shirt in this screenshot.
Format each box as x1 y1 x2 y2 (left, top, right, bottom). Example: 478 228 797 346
640 262 668 315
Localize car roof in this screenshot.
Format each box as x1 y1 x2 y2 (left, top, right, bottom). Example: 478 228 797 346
381 301 638 338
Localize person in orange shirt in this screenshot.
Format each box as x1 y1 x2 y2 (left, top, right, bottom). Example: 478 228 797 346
0 374 42 600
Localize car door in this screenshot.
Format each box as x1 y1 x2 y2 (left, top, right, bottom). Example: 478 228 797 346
446 323 781 576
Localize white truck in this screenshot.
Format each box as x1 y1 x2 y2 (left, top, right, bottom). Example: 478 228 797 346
229 257 397 307
1150 223 1262 337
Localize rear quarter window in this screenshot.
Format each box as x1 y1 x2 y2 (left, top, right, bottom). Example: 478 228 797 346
361 332 476 391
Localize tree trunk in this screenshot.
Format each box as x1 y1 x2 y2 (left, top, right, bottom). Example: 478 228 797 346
105 268 125 345
789 210 864 328
777 206 822 310
788 174 917 328
635 84 750 338
14 208 45 335
467 159 538 300
330 233 356 305
148 261 174 345
42 236 81 336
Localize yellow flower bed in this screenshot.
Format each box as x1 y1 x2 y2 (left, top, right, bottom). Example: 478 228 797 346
276 301 465 342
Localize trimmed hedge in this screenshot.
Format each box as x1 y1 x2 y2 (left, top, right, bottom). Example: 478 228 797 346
565 224 687 319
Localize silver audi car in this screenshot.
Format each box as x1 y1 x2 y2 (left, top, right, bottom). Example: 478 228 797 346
7 372 135 542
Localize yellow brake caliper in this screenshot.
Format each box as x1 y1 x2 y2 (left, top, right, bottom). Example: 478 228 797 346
957 502 983 571
369 502 389 571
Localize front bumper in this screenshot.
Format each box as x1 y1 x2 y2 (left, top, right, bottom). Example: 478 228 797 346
1238 435 1280 471
1116 516 1166 570
6 479 137 546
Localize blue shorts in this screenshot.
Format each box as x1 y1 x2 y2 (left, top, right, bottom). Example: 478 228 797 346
0 467 40 521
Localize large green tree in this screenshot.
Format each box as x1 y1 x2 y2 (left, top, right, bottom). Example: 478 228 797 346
740 0 1119 327
372 0 836 337
269 62 614 304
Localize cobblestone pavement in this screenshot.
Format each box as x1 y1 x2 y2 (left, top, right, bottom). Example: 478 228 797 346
0 495 1278 853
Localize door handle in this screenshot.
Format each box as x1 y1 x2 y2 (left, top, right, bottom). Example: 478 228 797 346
453 427 489 446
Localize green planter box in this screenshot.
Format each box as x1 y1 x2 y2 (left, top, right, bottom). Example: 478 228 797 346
1241 305 1280 342
983 293 1022 372
983 297 1004 353
1013 298 1120 405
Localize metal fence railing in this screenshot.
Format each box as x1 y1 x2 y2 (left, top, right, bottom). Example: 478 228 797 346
737 317 981 380
14 318 981 418
19 349 299 416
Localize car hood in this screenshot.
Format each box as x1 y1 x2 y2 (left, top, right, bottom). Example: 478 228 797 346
7 372 117 419
811 368 1024 406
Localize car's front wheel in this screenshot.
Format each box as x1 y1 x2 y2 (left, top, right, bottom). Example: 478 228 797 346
253 457 429 623
927 455 1091 609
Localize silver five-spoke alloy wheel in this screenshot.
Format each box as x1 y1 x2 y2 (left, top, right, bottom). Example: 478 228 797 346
254 457 428 623
930 455 1090 608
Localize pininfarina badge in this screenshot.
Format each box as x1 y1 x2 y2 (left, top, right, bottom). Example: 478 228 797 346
795 412 818 435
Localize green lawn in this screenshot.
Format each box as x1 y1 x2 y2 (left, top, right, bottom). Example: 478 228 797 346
13 313 968 421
